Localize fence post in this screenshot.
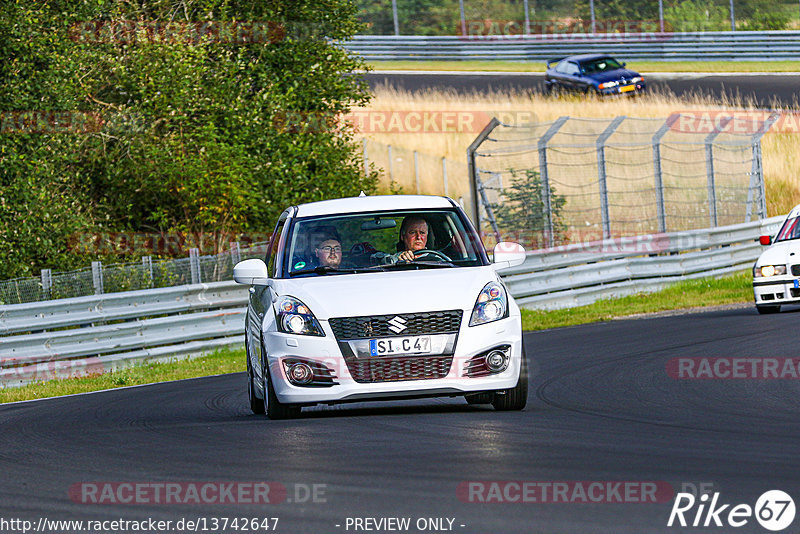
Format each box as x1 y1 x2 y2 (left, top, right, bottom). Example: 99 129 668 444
91 261 104 295
596 116 626 239
230 241 241 267
142 256 153 288
41 269 52 300
414 150 420 194
746 112 779 221
467 117 500 234
704 116 732 227
652 115 678 233
538 116 569 248
362 138 369 178
189 248 201 284
442 157 448 197
387 144 394 184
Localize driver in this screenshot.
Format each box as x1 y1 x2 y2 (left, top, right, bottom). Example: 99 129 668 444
396 216 430 262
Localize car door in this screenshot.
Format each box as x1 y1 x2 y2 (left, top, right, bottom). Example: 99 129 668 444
249 210 290 389
562 61 583 91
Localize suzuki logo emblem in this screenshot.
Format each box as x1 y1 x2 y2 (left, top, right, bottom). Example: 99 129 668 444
387 316 407 334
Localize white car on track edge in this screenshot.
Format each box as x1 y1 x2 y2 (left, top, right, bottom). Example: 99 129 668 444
753 203 800 314
233 194 528 419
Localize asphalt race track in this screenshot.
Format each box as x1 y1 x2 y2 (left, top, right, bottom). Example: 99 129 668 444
3 305 800 533
365 72 800 108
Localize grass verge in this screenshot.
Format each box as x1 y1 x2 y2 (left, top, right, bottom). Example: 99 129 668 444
369 60 800 73
0 273 753 404
0 347 244 404
520 271 752 331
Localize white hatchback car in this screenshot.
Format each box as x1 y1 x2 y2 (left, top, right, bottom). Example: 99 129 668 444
753 204 800 314
233 194 528 419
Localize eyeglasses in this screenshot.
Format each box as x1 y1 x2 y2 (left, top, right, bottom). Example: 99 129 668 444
317 246 342 254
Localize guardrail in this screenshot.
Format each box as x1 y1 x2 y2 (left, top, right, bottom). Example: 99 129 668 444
0 215 784 388
342 31 800 61
0 282 248 388
498 215 784 309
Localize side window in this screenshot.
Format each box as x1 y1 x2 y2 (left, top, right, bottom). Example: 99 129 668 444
567 62 580 76
555 60 569 74
266 216 287 278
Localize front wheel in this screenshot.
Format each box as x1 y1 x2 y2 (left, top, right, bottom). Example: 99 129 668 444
264 362 302 420
492 348 528 411
246 343 265 414
756 305 781 314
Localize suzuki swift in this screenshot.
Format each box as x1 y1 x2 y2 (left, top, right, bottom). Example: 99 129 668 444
233 194 528 419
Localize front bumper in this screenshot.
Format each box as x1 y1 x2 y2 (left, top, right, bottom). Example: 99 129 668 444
263 313 523 406
598 82 646 95
753 277 800 305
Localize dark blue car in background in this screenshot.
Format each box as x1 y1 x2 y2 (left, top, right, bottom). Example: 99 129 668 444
544 54 645 96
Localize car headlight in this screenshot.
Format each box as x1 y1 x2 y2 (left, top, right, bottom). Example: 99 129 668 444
631 76 643 83
754 265 787 277
469 281 509 326
275 296 324 336
598 81 619 89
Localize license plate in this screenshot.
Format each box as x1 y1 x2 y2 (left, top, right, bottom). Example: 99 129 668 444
619 85 635 93
369 336 431 356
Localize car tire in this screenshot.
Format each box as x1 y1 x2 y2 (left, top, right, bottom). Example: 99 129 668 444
465 392 494 405
247 357 265 415
756 305 781 314
264 361 302 420
492 348 528 411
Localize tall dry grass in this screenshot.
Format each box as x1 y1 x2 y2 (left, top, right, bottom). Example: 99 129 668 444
356 85 800 218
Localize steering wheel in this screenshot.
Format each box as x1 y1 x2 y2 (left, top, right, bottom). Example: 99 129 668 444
412 249 452 262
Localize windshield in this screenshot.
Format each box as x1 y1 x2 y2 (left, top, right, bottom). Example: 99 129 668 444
581 57 623 74
775 216 800 242
282 209 487 277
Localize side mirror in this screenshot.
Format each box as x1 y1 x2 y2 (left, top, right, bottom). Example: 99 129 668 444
492 242 526 270
759 235 772 246
233 259 269 285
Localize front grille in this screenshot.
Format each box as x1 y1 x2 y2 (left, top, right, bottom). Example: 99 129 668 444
346 355 453 383
792 265 800 276
329 310 462 339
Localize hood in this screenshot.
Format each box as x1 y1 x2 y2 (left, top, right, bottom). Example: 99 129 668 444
590 68 639 83
272 267 497 320
756 240 800 267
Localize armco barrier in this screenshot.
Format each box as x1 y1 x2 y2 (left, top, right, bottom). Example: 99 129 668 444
0 216 785 387
341 32 800 61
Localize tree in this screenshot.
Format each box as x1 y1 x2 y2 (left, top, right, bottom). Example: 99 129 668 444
490 168 566 249
0 0 378 279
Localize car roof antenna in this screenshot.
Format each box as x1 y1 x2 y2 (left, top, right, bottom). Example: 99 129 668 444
359 191 367 197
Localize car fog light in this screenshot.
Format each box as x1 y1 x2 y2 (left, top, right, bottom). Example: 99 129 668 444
485 350 508 372
288 363 313 385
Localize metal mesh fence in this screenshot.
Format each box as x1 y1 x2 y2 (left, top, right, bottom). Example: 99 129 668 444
470 113 775 249
362 138 473 219
0 242 270 306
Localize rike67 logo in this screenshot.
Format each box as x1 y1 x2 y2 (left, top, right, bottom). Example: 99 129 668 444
668 490 795 531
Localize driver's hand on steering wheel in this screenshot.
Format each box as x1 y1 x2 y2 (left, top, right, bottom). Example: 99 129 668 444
397 250 416 262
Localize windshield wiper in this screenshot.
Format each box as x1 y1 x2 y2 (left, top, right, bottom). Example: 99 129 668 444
380 261 456 270
290 266 366 276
